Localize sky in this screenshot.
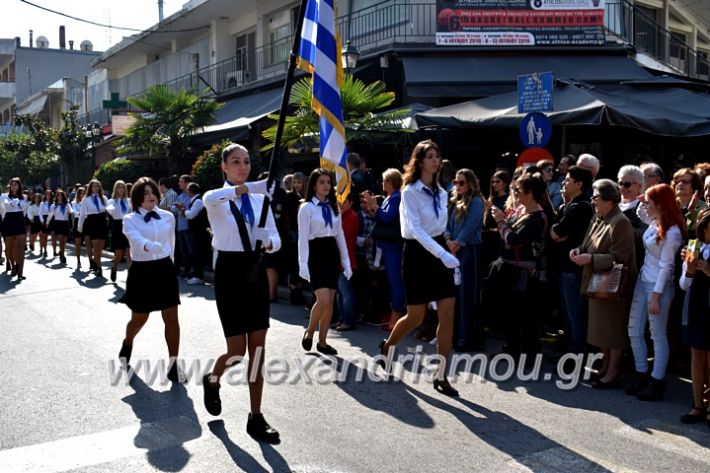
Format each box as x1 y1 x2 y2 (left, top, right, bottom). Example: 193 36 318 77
7 0 185 52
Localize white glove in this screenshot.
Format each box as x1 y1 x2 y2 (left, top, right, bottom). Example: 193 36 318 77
299 266 311 282
343 267 353 280
438 250 460 269
145 241 163 254
253 227 271 246
245 178 276 200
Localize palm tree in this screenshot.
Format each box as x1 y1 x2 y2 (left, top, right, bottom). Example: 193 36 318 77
118 85 221 175
261 75 411 151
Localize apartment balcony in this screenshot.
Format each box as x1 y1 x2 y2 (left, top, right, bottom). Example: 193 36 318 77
0 80 16 100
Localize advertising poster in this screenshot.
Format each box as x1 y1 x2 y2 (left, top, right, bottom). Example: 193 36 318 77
436 0 605 46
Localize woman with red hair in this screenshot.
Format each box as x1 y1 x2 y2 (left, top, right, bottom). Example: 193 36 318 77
626 183 685 401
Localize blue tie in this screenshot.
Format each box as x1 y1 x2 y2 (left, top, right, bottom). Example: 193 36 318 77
240 193 255 228
318 201 333 228
59 203 66 214
144 210 161 223
422 186 440 219
93 195 100 211
119 199 127 213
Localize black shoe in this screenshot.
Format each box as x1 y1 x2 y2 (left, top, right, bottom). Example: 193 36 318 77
5 261 10 272
166 362 186 383
376 339 390 370
60 255 66 264
118 340 132 367
110 266 117 282
637 377 665 401
96 268 103 278
246 413 280 444
680 405 706 424
202 374 222 416
433 379 459 397
316 342 338 355
301 331 313 351
90 260 97 272
10 266 17 277
625 371 650 396
590 376 620 390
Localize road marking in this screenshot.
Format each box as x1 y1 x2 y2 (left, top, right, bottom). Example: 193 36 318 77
0 416 203 473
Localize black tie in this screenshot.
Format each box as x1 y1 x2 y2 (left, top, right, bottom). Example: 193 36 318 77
144 210 161 223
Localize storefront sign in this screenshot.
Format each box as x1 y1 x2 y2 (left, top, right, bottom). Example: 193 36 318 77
518 72 554 113
436 0 605 46
111 115 137 136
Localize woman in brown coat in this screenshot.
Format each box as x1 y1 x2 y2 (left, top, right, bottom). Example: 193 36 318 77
570 179 637 389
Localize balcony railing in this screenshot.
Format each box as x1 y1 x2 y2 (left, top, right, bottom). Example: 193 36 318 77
138 0 710 100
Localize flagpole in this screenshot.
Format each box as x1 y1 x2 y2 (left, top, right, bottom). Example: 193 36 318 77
252 0 309 262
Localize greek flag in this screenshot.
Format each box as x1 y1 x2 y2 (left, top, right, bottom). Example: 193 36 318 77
297 0 350 201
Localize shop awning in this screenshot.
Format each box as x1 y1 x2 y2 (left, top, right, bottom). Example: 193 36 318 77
16 95 48 116
412 81 710 137
197 88 284 140
403 55 653 97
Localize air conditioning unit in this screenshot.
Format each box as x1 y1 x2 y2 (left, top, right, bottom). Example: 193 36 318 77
225 70 243 89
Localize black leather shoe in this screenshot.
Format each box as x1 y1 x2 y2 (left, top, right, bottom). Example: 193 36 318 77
625 371 650 396
590 376 620 390
637 377 665 401
110 266 117 282
90 260 97 272
316 343 338 355
246 413 280 444
96 268 103 278
680 405 706 424
167 362 186 383
433 379 459 397
376 339 389 370
301 331 313 351
118 340 132 367
202 374 222 416
60 254 66 264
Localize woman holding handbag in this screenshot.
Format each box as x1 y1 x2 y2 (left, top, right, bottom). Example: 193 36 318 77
362 168 405 331
571 179 637 389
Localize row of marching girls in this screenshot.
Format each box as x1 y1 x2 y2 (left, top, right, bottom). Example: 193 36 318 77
116 144 282 443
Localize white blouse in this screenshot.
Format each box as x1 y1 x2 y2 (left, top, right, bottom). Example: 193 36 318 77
0 194 28 217
122 207 175 262
47 203 72 223
203 182 281 253
297 197 350 272
40 201 52 221
640 224 683 293
399 179 448 257
106 198 132 221
27 203 41 220
78 194 108 232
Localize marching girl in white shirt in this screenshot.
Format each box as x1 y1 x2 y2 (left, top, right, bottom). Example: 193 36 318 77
1 177 29 279
298 168 352 355
78 179 109 277
71 187 93 270
46 189 72 264
39 189 53 257
106 180 132 282
117 177 183 383
201 143 280 444
379 140 461 397
27 194 42 253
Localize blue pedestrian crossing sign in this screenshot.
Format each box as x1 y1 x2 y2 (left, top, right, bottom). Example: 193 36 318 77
519 112 552 148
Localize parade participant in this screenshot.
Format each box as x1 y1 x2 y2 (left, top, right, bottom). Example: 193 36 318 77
78 179 109 277
46 189 72 264
1 178 29 279
71 187 92 269
201 143 281 444
298 168 352 355
27 194 42 253
106 180 132 282
379 140 461 397
117 177 183 383
39 189 53 257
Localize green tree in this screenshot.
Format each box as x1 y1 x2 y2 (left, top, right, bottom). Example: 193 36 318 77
117 85 222 176
191 141 229 192
0 115 60 186
56 105 92 185
261 75 411 151
93 159 146 191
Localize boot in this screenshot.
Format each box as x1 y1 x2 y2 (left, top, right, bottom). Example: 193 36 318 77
637 377 665 401
625 371 650 396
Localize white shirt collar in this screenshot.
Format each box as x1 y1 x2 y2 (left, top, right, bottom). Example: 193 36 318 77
413 179 440 194
137 205 158 216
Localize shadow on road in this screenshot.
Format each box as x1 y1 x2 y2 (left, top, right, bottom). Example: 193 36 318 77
208 420 291 472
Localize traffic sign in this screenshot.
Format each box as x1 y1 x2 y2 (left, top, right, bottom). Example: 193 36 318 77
518 72 553 113
517 147 554 168
519 112 552 148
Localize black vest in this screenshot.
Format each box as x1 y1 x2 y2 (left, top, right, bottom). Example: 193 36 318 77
686 255 710 319
187 196 209 234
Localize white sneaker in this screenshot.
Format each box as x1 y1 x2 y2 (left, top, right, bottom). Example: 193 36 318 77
187 277 203 285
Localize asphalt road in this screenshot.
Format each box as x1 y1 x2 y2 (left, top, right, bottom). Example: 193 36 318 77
1 249 709 472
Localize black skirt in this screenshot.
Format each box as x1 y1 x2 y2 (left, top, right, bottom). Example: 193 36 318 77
53 220 70 237
40 218 52 234
119 257 180 313
402 235 456 305
214 251 270 337
72 217 83 239
111 220 129 250
308 237 340 290
2 211 25 236
84 213 108 240
30 216 42 234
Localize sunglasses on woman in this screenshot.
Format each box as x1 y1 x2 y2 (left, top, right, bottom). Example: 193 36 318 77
454 180 466 186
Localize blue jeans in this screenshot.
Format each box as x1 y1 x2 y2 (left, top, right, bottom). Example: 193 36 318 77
559 271 587 353
628 279 674 380
380 241 405 313
337 273 357 326
177 230 194 275
455 243 482 347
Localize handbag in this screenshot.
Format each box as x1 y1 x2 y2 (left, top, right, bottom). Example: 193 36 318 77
371 218 402 243
586 263 626 299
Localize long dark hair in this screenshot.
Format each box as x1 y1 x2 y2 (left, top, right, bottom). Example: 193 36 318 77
8 177 24 199
403 140 441 187
488 169 510 198
304 168 339 216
